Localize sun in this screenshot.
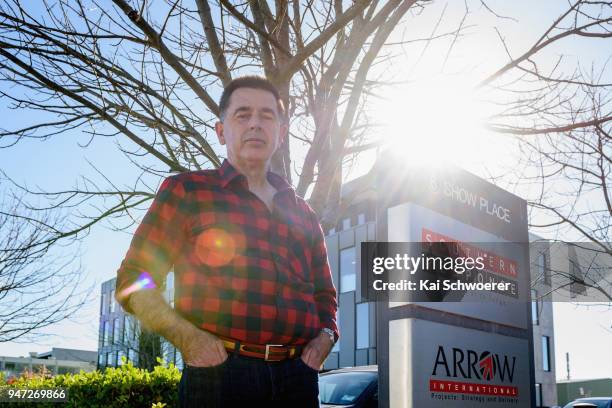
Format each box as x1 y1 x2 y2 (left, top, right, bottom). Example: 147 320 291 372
371 77 494 168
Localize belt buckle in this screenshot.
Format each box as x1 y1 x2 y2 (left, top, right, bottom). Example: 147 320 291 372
264 344 284 361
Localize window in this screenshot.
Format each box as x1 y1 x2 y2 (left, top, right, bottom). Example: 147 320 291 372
110 290 116 313
357 213 366 225
166 272 174 290
332 309 340 352
328 227 336 236
570 262 587 296
128 349 137 365
123 316 130 344
105 353 111 367
535 383 542 407
112 318 120 345
175 350 184 370
531 289 539 325
341 218 351 231
132 320 139 340
356 303 370 349
319 371 377 405
100 293 107 315
103 321 110 346
163 342 175 365
98 354 104 367
340 247 356 293
120 319 125 343
541 336 550 372
538 253 550 285
99 320 105 345
118 350 126 366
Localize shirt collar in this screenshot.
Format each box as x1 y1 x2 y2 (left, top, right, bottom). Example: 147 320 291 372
218 159 296 202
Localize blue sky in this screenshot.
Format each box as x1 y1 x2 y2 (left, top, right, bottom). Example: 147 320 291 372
1 0 610 381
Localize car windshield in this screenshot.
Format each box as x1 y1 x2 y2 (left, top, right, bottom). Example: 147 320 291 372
319 371 377 405
563 400 611 408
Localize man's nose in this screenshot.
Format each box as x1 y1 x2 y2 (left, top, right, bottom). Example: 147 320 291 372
248 113 262 129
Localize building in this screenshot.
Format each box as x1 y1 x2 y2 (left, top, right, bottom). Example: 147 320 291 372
530 235 557 407
557 378 612 405
98 274 182 369
0 348 96 378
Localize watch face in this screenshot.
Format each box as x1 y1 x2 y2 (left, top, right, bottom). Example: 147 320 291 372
322 328 335 342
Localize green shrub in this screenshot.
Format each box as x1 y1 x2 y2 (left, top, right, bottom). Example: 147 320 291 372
0 358 180 408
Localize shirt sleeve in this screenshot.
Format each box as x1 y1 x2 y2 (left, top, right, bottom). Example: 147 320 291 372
115 176 187 314
309 209 340 343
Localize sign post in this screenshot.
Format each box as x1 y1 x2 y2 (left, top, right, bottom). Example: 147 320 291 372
373 154 535 407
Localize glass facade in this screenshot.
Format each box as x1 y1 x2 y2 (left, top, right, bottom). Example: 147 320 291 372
340 247 356 293
356 303 369 349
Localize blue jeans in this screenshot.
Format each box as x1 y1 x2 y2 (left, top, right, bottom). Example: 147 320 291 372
178 353 320 407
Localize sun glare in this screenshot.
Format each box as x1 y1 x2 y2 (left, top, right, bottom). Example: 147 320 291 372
372 77 493 168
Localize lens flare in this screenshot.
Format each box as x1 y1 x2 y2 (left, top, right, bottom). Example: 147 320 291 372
117 271 157 300
195 227 244 267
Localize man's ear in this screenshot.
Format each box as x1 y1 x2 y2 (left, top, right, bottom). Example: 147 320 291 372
279 122 288 146
215 121 225 145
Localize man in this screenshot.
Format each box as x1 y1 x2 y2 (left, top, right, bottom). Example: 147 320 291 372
115 76 339 407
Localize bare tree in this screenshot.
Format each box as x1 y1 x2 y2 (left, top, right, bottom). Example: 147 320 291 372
0 0 425 233
0 192 88 342
481 0 611 258
0 0 608 302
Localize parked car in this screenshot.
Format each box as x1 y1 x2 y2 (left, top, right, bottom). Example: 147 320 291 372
319 365 378 408
563 398 612 408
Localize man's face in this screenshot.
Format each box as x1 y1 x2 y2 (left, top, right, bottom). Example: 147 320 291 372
215 87 286 166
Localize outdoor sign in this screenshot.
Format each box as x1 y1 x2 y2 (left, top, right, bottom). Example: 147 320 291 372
384 202 529 328
389 319 531 407
373 152 535 408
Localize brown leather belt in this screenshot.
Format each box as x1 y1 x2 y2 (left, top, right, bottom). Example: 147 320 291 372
220 337 302 362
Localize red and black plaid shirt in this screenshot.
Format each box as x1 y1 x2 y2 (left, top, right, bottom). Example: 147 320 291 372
116 160 338 345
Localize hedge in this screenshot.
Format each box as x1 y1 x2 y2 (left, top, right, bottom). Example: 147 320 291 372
0 358 180 408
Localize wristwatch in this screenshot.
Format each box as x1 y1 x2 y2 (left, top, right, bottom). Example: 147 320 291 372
320 328 336 344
